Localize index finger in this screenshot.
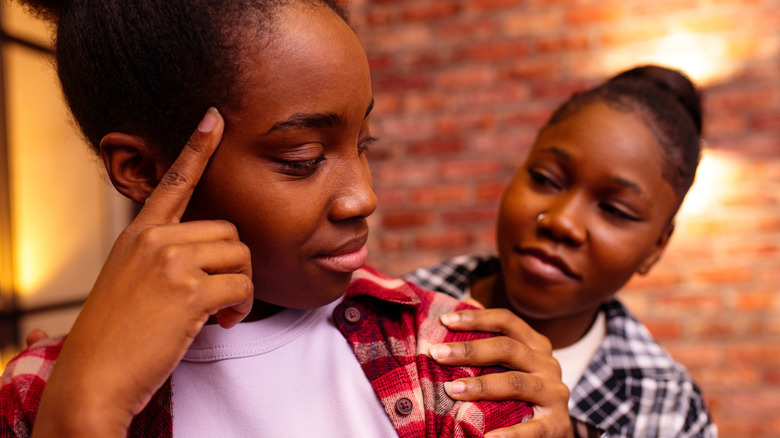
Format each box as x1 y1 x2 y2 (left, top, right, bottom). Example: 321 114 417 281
441 308 552 354
135 107 224 225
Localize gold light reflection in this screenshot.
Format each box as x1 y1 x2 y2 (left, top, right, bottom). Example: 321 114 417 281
677 148 739 218
600 30 734 86
7 44 111 306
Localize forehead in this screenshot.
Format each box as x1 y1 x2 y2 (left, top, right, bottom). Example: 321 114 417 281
534 102 678 202
224 4 372 124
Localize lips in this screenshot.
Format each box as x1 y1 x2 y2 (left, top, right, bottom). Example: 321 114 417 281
515 246 581 281
315 235 369 273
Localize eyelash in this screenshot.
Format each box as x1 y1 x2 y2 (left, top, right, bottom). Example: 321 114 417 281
279 136 378 174
600 203 640 221
358 136 378 155
528 168 561 191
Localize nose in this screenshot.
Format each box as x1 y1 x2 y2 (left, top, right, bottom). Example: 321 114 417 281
537 192 587 246
329 155 377 222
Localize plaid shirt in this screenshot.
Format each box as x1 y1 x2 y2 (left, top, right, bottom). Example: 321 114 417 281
1 266 531 438
405 254 717 438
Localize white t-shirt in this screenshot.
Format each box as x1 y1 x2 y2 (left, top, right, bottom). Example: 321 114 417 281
552 311 607 392
171 297 397 437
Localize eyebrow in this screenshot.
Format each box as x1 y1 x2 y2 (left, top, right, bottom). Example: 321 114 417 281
265 98 375 135
539 146 570 161
606 176 648 200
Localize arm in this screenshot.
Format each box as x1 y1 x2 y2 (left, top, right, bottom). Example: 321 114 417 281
29 109 254 438
430 308 574 438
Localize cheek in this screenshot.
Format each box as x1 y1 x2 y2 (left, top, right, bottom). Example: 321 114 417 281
587 227 655 285
497 182 537 240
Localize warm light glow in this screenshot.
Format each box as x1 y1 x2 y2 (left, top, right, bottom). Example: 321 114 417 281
677 148 740 218
600 30 735 86
7 45 130 307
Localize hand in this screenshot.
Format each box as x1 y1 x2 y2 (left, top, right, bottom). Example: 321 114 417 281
32 108 254 438
25 328 50 347
429 308 573 438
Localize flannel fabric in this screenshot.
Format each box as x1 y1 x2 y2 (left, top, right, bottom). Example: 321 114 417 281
1 265 531 438
405 254 717 438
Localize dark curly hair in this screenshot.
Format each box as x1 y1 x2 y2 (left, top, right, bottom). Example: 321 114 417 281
544 65 703 205
17 0 349 161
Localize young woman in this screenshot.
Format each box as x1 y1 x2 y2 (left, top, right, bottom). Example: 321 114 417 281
407 65 717 437
1 1 569 437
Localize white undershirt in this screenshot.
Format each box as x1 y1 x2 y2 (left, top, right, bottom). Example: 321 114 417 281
171 297 397 437
552 311 607 392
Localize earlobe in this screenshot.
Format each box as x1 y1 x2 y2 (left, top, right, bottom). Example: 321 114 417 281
100 133 170 204
637 222 675 275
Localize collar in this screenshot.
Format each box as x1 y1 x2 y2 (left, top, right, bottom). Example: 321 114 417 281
346 266 422 307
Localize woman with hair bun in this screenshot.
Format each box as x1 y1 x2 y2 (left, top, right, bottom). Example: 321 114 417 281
0 0 579 437
407 65 718 437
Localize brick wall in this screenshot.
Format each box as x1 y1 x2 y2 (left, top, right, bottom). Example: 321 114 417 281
348 0 780 436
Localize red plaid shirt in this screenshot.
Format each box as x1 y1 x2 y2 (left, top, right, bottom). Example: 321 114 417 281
1 266 532 437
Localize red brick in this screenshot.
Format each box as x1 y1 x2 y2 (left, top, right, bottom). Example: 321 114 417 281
692 267 754 284
500 59 562 82
600 26 667 46
378 235 405 252
408 138 464 156
623 269 683 289
476 181 509 201
441 159 502 180
401 2 462 22
643 320 683 340
466 0 522 12
437 20 497 40
436 113 496 135
657 294 723 313
442 208 498 224
565 5 626 25
735 291 778 311
727 343 780 364
415 230 474 250
460 41 531 62
536 35 590 53
410 185 469 204
382 211 435 228
435 66 496 89
373 74 431 92
502 11 561 37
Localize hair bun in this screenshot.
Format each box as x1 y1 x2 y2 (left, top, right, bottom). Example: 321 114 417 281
17 0 67 22
609 65 702 135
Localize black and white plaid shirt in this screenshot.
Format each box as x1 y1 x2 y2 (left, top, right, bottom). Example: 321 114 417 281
404 254 717 438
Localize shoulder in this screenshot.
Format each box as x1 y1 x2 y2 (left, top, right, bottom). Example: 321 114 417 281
595 299 716 436
1 336 66 437
349 266 492 343
403 254 497 299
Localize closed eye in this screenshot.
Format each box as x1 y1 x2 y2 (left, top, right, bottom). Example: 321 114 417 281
528 168 562 191
278 154 325 176
600 202 640 221
358 136 378 155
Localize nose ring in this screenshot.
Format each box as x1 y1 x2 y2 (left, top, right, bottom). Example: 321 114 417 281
536 213 545 223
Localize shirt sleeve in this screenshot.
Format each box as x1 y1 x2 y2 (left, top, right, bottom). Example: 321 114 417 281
1 338 65 438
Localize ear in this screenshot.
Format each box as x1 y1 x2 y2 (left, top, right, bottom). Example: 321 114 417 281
637 221 675 275
100 132 171 204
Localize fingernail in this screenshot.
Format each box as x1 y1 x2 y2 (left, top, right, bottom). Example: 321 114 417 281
440 312 461 326
429 344 451 361
444 380 466 396
198 107 219 132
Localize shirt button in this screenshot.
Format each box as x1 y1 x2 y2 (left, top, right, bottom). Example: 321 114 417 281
395 397 413 415
344 307 361 324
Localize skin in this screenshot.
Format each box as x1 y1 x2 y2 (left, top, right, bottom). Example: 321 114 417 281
471 101 678 349
29 4 571 437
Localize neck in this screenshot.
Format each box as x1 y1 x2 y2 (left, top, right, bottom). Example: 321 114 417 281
471 274 600 349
